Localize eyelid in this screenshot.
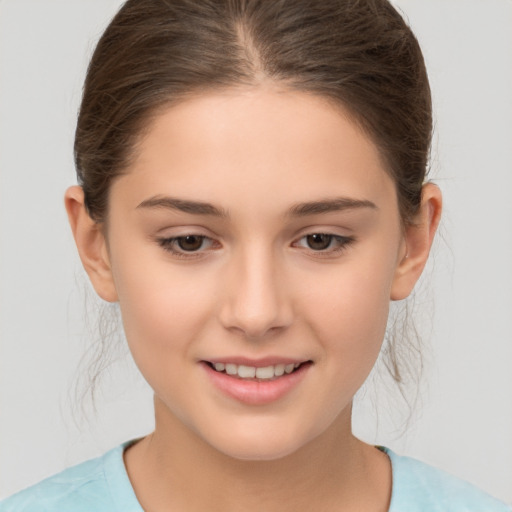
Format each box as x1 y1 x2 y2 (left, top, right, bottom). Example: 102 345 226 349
292 231 356 256
154 227 355 259
156 234 221 259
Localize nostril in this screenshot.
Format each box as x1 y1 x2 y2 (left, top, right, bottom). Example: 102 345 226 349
217 271 293 338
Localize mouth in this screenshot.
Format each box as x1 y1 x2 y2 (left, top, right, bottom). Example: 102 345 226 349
203 360 312 381
201 359 313 405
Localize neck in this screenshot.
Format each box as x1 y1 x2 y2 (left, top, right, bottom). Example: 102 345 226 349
124 398 391 512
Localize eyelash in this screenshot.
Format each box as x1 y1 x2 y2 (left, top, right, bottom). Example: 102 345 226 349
293 233 355 256
157 235 217 259
156 233 355 259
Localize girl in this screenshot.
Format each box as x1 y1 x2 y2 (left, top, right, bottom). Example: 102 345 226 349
1 1 510 510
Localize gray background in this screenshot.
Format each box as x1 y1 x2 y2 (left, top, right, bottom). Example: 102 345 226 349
1 0 511 503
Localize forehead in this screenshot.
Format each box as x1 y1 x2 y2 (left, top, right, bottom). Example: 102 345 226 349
115 88 397 215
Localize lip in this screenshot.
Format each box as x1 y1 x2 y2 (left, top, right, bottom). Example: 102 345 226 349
206 356 306 367
201 359 312 405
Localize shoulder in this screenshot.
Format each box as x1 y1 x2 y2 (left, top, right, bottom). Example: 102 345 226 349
0 442 142 512
383 447 511 512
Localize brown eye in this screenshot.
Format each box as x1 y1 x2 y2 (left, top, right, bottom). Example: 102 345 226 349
294 233 355 256
177 235 205 251
157 234 218 257
306 234 333 251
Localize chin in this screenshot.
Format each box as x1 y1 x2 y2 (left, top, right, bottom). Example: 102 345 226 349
204 422 317 462
217 442 302 462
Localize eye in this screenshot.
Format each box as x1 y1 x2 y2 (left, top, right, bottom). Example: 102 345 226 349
305 234 335 251
176 235 207 251
295 233 355 253
157 235 217 255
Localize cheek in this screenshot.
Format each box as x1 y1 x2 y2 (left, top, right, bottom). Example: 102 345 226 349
300 253 396 373
324 282 389 358
111 252 216 371
113 268 218 413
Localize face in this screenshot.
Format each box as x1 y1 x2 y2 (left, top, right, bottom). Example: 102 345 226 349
102 89 408 460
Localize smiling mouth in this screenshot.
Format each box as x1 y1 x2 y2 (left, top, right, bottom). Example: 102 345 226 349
204 361 311 381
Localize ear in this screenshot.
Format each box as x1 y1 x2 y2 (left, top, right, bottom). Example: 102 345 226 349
391 183 442 300
65 186 118 302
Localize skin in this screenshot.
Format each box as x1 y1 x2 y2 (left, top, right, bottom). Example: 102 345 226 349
66 88 441 512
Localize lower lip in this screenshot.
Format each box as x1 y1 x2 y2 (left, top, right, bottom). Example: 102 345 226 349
202 362 311 405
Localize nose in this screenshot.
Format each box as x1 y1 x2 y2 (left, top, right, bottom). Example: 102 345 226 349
218 246 293 340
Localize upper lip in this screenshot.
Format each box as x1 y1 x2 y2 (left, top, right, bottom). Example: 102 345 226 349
202 356 311 368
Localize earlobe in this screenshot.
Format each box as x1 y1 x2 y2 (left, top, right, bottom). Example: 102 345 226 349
64 186 118 302
390 183 442 301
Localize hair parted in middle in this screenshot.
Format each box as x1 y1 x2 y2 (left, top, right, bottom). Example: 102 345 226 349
76 0 431 225
74 0 433 406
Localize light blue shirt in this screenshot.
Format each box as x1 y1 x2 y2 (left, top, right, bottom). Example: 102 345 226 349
1 442 510 511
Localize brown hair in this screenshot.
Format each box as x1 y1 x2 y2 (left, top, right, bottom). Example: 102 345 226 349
75 0 432 401
75 0 431 225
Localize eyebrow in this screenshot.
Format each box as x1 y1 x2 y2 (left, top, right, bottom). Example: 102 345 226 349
136 195 377 218
288 197 378 216
137 196 229 217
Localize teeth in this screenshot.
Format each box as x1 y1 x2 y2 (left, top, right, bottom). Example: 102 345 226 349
255 366 274 379
211 362 304 380
274 364 285 377
238 365 256 378
225 364 237 375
